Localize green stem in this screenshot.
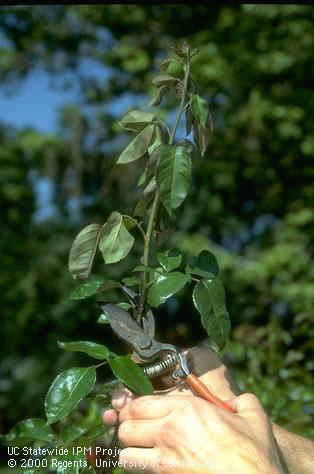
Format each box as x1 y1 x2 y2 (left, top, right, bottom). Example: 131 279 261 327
136 59 190 322
94 361 109 369
136 192 159 322
169 62 190 145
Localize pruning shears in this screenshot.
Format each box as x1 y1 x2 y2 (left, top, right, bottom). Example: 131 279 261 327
99 285 235 413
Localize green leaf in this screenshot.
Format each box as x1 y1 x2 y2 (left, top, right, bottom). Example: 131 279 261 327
116 123 155 164
156 145 191 215
157 248 182 272
109 356 153 395
119 110 155 132
137 169 147 187
133 264 164 275
191 94 209 130
192 279 231 350
60 425 87 445
45 367 96 424
3 418 55 444
82 422 107 440
122 275 140 287
69 279 118 300
116 302 132 310
99 211 134 264
186 250 219 279
68 224 105 280
148 271 188 307
56 452 87 474
58 341 110 360
97 313 110 324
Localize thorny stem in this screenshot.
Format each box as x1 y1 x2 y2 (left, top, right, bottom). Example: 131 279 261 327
136 58 191 323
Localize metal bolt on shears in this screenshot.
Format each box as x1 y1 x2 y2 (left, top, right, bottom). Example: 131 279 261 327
99 285 235 413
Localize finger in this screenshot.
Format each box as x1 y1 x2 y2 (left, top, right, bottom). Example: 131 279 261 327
120 447 160 472
187 347 241 398
119 395 179 422
228 393 264 415
118 419 161 448
102 409 118 425
111 387 135 411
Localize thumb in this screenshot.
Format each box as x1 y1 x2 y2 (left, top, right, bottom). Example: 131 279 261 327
111 385 135 411
227 393 264 415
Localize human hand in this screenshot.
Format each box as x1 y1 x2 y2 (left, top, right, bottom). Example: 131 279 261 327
102 346 241 425
118 393 284 474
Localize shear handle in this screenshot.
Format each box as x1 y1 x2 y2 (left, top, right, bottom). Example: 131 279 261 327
176 351 235 413
186 373 236 413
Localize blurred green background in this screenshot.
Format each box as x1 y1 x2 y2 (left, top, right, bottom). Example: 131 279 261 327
0 3 313 446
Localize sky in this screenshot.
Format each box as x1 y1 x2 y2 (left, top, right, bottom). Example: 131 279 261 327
0 66 84 133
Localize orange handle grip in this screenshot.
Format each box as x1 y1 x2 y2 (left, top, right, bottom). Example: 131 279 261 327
186 373 236 413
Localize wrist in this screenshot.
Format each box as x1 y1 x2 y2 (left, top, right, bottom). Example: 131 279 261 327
272 422 314 474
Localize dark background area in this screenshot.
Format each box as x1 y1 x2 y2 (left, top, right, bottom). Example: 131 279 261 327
0 4 313 449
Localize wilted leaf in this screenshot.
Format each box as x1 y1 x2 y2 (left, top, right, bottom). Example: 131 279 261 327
149 84 169 107
134 177 156 217
173 39 192 58
155 205 176 247
192 120 206 156
186 250 219 279
156 145 191 215
99 211 134 264
109 356 153 395
160 58 175 71
148 271 188 307
119 110 155 132
70 279 118 300
3 419 55 444
45 367 96 424
193 279 230 350
68 224 104 280
175 80 184 99
116 124 155 164
58 341 110 360
191 94 209 130
152 74 178 88
158 248 182 272
192 113 213 157
176 138 194 153
122 215 138 230
185 105 193 135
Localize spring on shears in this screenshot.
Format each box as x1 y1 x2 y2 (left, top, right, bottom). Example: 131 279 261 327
143 353 178 379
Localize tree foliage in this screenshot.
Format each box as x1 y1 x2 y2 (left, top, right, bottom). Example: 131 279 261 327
0 7 313 462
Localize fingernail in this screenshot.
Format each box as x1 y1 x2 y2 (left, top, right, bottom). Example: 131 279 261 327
114 392 127 410
125 393 135 404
